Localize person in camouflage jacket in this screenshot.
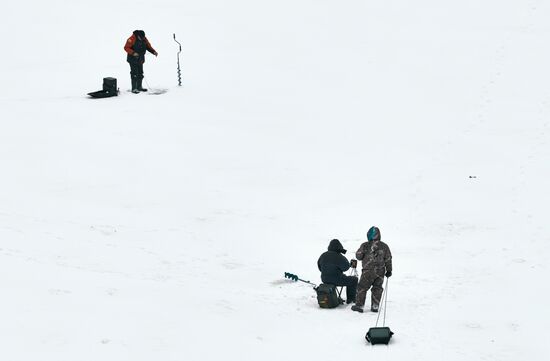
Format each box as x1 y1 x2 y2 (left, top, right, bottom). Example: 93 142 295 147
351 226 392 313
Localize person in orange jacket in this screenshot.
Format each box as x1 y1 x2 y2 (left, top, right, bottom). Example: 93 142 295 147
124 30 158 93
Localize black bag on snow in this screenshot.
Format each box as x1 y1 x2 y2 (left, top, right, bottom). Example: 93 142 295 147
315 284 340 309
365 327 394 345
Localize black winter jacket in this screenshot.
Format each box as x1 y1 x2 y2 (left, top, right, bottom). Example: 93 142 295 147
317 239 350 284
125 31 156 64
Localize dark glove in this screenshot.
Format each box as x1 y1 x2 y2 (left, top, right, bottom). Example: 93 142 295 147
385 271 392 278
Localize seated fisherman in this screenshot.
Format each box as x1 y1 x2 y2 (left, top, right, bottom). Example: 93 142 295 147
317 239 358 304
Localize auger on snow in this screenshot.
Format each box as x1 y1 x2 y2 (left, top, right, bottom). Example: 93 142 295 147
173 33 182 86
284 272 317 286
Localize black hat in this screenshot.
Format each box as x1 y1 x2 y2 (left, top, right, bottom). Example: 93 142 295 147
133 30 145 37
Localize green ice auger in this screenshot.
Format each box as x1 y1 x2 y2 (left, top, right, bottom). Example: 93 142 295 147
284 272 317 286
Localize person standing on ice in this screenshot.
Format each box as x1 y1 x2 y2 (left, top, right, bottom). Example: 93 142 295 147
317 239 358 304
124 30 158 93
351 226 392 313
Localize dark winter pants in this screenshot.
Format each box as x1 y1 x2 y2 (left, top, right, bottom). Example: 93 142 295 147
334 275 358 303
355 271 384 308
129 61 144 80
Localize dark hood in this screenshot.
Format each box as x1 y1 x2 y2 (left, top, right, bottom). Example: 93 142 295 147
328 239 347 254
367 226 381 241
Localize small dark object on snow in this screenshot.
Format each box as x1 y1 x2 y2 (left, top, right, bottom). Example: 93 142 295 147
103 77 118 93
88 77 119 98
365 327 394 345
469 175 477 179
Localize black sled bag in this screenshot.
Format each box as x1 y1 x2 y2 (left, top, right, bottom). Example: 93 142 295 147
88 77 118 98
315 284 340 309
365 327 394 345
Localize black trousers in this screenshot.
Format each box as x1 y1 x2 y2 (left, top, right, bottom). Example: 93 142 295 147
129 61 144 79
333 275 358 302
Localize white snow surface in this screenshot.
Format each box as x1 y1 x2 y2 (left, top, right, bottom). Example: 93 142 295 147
1 0 549 360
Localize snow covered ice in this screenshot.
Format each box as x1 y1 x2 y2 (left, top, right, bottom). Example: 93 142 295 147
1 1 549 360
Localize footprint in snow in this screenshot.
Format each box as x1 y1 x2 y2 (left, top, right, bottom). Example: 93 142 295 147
90 225 117 236
49 289 71 296
466 323 482 329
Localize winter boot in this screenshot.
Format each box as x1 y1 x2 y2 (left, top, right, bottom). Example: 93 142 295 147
371 304 379 313
137 78 147 92
131 77 140 94
351 305 364 313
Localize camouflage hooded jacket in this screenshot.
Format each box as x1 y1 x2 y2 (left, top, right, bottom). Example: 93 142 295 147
355 240 392 276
